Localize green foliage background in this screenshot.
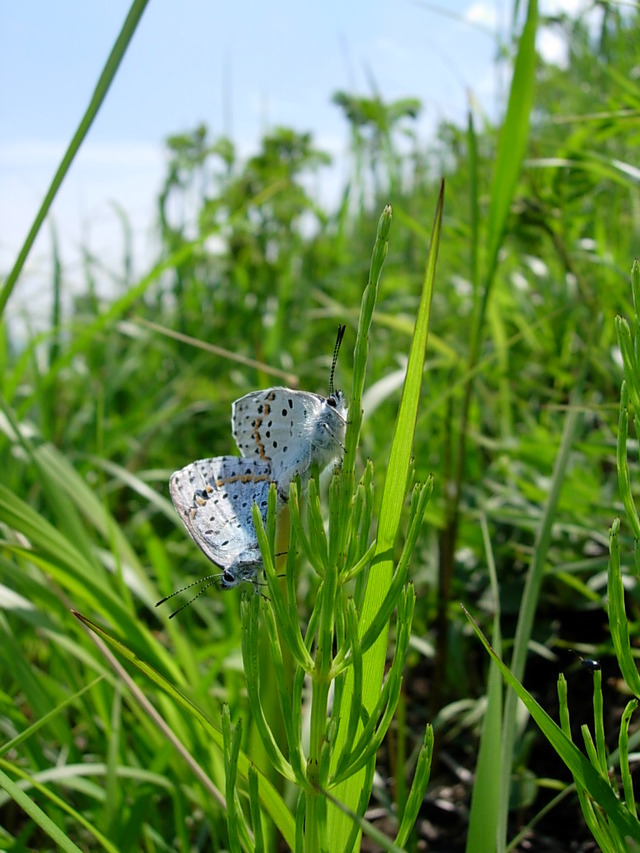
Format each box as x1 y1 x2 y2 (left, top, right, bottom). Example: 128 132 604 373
2 2 640 850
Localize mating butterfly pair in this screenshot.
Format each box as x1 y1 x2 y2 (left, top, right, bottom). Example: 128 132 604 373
158 328 347 616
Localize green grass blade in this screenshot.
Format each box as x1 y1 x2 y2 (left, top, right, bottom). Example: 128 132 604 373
466 515 503 852
608 518 640 697
0 765 85 853
480 0 538 303
394 725 434 848
375 185 442 552
619 700 638 818
343 205 392 479
330 184 443 839
0 757 121 853
0 0 150 318
498 399 583 844
0 676 103 758
616 383 640 540
73 612 296 848
464 606 640 845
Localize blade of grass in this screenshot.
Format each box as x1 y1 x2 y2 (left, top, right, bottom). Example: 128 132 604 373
0 765 85 853
608 518 640 697
498 398 583 846
472 0 539 381
133 318 298 385
436 0 538 708
73 611 296 848
330 184 443 840
466 514 503 852
0 676 103 758
482 0 538 293
0 0 150 318
464 606 640 845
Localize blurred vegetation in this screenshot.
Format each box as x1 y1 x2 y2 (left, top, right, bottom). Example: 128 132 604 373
2 2 640 850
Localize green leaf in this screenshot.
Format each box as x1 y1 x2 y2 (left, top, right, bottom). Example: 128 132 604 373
466 515 504 852
0 765 85 853
608 519 640 697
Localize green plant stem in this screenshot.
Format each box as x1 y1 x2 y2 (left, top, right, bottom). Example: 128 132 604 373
305 547 340 849
343 206 392 483
620 700 638 818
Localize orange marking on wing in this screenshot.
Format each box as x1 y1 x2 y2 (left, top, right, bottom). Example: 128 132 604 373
252 416 270 461
195 484 214 506
215 473 272 487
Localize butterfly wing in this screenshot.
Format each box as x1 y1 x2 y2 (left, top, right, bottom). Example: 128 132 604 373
169 456 271 570
231 388 317 468
232 388 347 496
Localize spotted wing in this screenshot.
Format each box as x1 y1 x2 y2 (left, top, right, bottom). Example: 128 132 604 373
231 388 321 470
232 388 349 495
169 455 272 569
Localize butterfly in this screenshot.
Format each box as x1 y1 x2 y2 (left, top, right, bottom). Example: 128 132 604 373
231 325 348 499
157 456 275 616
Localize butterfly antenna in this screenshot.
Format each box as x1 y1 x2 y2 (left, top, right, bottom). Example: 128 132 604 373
329 324 346 395
155 573 222 607
167 578 222 619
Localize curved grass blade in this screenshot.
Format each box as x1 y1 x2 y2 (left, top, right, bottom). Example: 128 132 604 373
73 611 296 848
0 0 151 318
464 606 640 845
0 765 85 853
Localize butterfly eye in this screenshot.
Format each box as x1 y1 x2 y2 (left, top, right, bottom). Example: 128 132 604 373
327 397 337 408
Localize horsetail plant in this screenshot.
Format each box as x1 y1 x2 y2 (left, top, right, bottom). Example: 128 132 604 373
245 196 442 850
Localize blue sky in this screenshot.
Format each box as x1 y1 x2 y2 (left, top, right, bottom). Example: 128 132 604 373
0 0 576 321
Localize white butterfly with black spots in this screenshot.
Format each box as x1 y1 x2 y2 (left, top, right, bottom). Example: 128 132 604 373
158 456 276 616
231 326 348 500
